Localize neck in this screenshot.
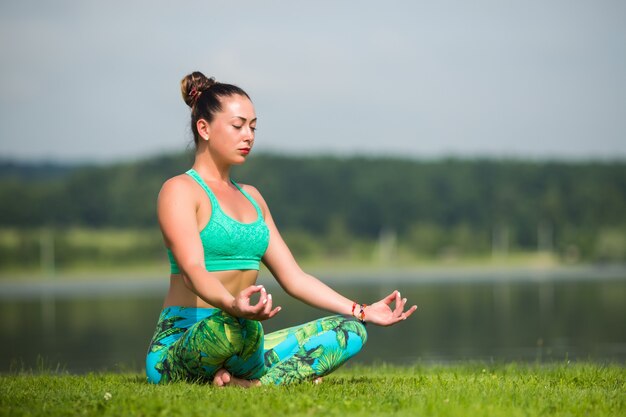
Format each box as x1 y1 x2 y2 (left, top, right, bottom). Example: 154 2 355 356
192 150 231 184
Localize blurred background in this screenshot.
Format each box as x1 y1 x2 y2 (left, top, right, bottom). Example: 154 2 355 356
1 0 625 373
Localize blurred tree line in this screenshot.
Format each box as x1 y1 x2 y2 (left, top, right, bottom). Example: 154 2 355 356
0 153 624 270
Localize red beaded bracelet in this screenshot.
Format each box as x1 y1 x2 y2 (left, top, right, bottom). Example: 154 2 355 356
351 301 367 323
358 303 367 323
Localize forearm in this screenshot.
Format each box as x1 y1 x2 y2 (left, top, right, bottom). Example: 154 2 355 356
180 264 235 313
283 272 355 316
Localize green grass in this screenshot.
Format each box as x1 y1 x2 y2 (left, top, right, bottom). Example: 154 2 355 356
1 363 623 416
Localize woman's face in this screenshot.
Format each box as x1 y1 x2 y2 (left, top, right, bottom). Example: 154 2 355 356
202 94 257 164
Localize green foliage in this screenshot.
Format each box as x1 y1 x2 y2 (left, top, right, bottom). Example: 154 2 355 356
0 228 165 271
1 154 625 266
0 363 623 416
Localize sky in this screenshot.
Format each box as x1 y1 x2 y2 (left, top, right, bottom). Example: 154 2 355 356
1 0 625 163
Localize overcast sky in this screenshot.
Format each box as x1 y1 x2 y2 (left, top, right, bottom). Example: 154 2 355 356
1 0 625 163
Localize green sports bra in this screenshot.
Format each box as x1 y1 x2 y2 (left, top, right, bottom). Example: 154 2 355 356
167 169 270 273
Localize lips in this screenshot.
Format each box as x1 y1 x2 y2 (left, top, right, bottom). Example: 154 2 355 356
239 148 251 155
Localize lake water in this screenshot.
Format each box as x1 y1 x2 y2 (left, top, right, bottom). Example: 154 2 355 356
1 267 625 373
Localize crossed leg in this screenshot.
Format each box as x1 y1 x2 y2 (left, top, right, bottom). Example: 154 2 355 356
163 313 367 387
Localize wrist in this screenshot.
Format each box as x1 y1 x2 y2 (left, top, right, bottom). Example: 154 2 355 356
351 301 367 323
223 294 237 316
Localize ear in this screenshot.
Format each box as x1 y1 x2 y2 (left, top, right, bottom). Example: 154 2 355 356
196 119 211 141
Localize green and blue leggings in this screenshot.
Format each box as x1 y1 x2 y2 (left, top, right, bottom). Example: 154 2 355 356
146 306 368 385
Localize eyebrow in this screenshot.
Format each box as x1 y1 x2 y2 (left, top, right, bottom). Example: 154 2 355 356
231 116 257 123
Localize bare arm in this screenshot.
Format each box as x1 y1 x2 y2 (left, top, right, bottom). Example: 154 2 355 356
247 186 417 325
158 177 279 320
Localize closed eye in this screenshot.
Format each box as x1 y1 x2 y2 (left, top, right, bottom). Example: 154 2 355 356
233 125 256 132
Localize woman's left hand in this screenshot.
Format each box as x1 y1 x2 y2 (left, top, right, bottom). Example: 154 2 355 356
363 290 417 327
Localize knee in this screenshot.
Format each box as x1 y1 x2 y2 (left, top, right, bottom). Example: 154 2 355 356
339 316 368 348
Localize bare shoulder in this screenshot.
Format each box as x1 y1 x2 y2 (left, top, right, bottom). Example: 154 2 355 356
158 174 197 202
239 183 268 208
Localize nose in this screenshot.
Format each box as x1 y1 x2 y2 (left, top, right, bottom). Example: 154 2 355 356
244 127 254 142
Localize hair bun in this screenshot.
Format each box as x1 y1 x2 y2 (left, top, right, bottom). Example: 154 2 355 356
181 71 217 108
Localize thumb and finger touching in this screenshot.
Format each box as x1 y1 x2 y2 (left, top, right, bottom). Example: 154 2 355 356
236 285 282 320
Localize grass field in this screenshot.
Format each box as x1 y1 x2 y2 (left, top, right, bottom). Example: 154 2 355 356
1 363 623 417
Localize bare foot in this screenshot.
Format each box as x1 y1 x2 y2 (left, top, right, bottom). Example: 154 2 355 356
213 368 260 388
212 368 231 387
313 377 323 385
226 375 261 388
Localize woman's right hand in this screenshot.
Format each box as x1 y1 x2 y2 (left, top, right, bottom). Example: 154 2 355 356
230 285 281 321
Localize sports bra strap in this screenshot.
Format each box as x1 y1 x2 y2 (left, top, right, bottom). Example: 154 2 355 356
230 179 263 217
185 169 218 207
186 169 262 217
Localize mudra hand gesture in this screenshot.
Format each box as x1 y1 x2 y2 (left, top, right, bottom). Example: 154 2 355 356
364 290 417 326
230 285 281 321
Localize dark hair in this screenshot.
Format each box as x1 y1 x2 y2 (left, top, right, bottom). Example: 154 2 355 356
180 71 251 147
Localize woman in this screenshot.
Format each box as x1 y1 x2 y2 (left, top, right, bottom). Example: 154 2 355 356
146 71 417 387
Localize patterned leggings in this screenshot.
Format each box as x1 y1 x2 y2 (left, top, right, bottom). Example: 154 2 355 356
146 306 368 385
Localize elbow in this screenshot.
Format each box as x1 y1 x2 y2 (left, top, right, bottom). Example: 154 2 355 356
279 272 310 299
274 275 298 298
178 263 204 290
181 273 194 290
281 282 298 298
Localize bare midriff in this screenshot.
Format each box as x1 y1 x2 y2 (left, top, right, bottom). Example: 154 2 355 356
163 269 260 308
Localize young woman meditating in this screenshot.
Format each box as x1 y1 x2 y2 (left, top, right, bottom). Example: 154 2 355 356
146 71 417 387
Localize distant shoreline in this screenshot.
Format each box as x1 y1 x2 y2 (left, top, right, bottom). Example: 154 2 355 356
1 263 624 300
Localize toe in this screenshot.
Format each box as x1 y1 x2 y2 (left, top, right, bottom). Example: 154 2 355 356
222 372 231 384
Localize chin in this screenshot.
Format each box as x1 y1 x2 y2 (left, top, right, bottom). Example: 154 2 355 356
232 156 248 165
